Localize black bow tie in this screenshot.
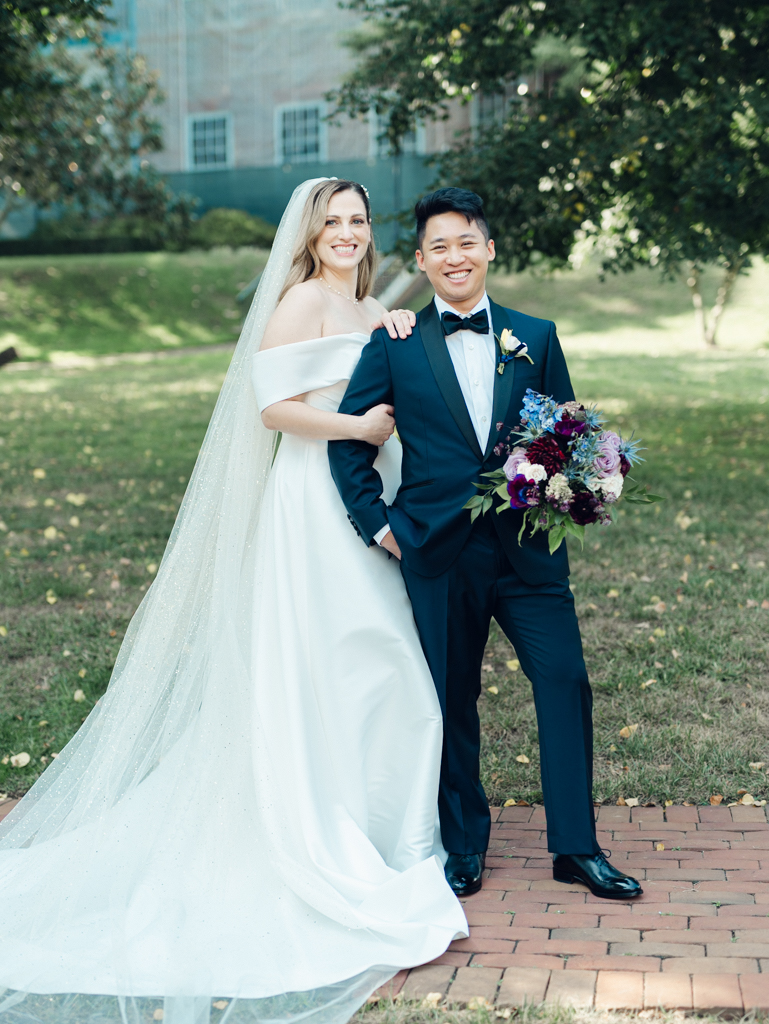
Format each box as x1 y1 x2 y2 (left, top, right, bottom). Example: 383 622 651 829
440 309 490 336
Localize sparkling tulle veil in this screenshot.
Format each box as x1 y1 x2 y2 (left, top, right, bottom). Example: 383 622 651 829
0 178 399 1024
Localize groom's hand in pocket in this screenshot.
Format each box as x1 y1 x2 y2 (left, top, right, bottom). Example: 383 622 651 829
380 530 402 561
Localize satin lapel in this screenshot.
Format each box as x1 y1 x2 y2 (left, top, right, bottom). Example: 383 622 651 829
419 300 484 461
484 300 518 460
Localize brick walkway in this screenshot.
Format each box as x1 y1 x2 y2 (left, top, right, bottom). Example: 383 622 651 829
5 797 769 1013
385 803 769 1014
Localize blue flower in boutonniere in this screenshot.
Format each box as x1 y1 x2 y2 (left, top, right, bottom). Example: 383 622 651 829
497 328 534 374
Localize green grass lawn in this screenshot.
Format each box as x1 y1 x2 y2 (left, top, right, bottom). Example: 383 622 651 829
1 255 768 806
0 249 268 361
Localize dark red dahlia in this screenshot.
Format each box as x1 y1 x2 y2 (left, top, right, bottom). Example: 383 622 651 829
527 436 567 476
569 490 602 525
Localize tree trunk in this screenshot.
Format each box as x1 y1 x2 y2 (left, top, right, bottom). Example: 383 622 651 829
686 264 706 345
704 259 743 347
0 192 17 232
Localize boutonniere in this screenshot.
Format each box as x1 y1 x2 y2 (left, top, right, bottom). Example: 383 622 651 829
496 328 534 374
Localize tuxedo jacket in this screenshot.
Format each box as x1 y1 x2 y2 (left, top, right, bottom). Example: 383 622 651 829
328 298 575 583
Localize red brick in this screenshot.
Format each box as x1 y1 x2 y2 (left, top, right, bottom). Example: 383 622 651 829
726 870 769 882
718 904 769 916
691 915 763 929
482 878 532 891
551 927 638 943
731 806 768 823
450 938 515 954
735 930 769 941
470 953 565 970
697 880 769 892
502 911 549 926
499 807 535 822
594 970 644 1009
460 889 505 903
497 966 551 1007
607 914 689 930
640 929 719 944
489 806 501 821
644 867 726 881
446 966 502 1007
464 912 516 927
515 938 607 956
638 824 689 834
486 857 527 868
669 890 755 904
545 969 596 1007
427 951 471 967
664 806 700 823
740 975 769 1011
698 806 734 823
472 926 550 941
610 940 705 957
400 966 454 1001
530 807 547 823
487 868 551 880
596 806 631 824
664 957 758 974
629 902 715 916
541 913 599 927
0 798 18 821
644 973 693 1010
707 940 769 957
631 806 665 823
692 974 744 1013
564 956 661 972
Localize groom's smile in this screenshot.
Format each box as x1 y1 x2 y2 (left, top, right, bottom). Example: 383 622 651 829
415 211 495 315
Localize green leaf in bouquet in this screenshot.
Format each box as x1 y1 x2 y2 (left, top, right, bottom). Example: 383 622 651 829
548 525 567 554
562 517 585 548
462 494 485 511
481 494 494 515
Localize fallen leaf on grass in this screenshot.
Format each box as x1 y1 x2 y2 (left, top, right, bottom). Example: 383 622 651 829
78 668 86 678
640 679 656 690
619 723 639 739
486 686 499 695
516 754 530 764
607 589 619 598
467 997 493 1011
10 752 30 768
750 763 766 770
672 649 681 659
212 1002 229 1011
702 713 713 721
421 994 443 1009
0 626 7 637
43 526 57 540
625 797 639 807
506 659 519 671
66 493 87 506
709 795 723 805
146 563 158 574
653 627 666 637
37 720 48 728
45 589 57 605
655 843 665 851
680 571 688 584
503 799 517 807
616 796 626 806
32 468 46 479
73 689 86 702
69 516 80 528
762 600 769 610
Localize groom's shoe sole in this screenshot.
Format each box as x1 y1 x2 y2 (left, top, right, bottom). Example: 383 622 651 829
553 869 643 899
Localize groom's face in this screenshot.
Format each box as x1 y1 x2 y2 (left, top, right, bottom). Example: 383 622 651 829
415 212 495 312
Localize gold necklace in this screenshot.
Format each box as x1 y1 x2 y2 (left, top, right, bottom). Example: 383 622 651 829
320 275 359 305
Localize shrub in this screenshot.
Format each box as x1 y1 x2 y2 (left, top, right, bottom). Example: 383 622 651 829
189 208 276 250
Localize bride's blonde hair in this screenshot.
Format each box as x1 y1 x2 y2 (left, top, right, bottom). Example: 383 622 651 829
279 179 376 302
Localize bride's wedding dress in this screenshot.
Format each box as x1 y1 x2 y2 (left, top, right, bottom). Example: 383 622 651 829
0 181 465 1024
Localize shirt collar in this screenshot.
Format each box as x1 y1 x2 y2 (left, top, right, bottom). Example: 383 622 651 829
433 291 490 324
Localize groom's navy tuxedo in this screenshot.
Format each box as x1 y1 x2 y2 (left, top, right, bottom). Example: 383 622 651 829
329 298 600 858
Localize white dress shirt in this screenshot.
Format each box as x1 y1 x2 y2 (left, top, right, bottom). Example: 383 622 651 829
374 292 496 547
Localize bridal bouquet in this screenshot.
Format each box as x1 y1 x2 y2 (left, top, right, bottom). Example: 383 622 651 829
463 389 661 552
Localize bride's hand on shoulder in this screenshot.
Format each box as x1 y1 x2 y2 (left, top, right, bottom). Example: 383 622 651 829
371 308 416 340
357 404 395 446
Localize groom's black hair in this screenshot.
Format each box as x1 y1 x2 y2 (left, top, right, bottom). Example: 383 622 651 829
415 187 490 248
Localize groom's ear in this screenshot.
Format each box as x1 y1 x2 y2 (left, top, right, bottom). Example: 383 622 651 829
415 249 426 271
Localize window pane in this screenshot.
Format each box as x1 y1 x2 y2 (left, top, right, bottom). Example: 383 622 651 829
281 106 321 162
191 117 228 167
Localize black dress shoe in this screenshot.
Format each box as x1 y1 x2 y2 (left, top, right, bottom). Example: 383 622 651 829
445 852 485 896
553 852 643 899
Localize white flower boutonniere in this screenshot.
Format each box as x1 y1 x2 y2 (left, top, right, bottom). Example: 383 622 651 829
497 328 534 374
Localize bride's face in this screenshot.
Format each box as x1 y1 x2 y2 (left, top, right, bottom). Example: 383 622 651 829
316 191 371 275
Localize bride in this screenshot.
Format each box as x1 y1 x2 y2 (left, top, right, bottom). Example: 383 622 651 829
0 178 466 1024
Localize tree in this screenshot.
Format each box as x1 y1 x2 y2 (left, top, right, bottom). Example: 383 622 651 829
0 39 195 247
332 0 769 345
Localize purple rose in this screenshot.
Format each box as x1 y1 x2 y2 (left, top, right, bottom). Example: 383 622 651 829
503 446 529 481
600 430 622 451
594 445 621 479
507 474 541 509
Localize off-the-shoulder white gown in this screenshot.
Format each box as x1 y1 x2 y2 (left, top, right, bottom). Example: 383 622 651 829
0 333 465 1023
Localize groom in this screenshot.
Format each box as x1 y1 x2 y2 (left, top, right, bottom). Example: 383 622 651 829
329 188 641 901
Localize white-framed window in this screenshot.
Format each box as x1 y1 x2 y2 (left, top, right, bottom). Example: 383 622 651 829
186 113 233 171
368 111 425 159
275 103 327 165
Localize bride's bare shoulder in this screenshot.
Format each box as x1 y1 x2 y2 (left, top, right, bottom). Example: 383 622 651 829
260 279 327 350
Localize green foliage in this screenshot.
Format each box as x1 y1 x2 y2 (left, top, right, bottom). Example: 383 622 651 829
332 0 769 339
0 38 196 248
189 208 276 250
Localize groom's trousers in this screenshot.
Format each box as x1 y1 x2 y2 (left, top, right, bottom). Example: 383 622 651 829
400 513 600 858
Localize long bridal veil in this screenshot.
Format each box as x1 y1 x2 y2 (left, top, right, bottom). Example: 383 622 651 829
0 178 397 1024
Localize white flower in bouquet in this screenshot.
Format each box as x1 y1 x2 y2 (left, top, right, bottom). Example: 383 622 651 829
545 473 573 504
598 473 624 501
518 461 547 483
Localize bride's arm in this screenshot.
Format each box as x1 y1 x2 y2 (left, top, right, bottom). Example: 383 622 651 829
259 282 395 444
